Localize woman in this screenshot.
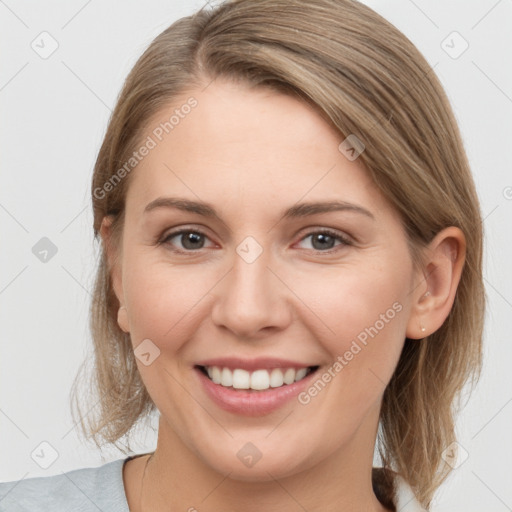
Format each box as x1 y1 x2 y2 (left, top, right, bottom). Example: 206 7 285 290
0 0 484 510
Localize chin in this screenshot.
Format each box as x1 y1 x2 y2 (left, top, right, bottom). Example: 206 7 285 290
215 462 298 483
200 444 318 483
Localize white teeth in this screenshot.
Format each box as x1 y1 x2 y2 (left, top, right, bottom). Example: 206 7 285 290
295 368 308 381
232 369 250 389
203 366 312 390
250 369 270 390
269 368 284 388
211 366 222 384
283 368 295 385
221 367 233 387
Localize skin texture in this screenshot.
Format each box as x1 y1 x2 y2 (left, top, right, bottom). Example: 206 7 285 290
101 78 466 512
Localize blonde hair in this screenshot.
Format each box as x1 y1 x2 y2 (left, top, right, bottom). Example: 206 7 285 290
70 0 485 508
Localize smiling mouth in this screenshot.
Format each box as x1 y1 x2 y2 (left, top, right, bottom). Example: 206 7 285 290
196 365 320 391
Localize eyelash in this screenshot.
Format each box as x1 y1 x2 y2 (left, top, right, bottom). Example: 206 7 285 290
158 227 353 255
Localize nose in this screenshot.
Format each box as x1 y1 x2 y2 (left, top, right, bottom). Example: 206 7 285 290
210 247 292 339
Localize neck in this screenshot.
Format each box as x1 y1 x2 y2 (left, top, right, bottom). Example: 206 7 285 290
138 414 391 512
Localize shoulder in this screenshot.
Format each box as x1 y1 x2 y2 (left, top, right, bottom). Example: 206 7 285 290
0 458 130 512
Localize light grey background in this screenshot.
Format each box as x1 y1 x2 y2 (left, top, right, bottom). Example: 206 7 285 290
1 1 511 511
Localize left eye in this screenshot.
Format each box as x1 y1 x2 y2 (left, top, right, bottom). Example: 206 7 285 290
296 230 351 252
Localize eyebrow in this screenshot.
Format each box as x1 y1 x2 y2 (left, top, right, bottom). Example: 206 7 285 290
143 197 375 220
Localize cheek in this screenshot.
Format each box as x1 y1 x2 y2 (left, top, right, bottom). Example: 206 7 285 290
123 257 215 347
290 261 410 399
292 261 409 344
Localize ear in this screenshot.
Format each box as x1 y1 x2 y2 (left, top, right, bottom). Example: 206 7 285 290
99 215 130 333
406 226 466 340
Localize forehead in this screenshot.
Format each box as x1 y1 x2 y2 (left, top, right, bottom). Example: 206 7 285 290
125 79 385 217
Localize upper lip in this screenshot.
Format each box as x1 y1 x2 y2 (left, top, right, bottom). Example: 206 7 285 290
195 357 318 372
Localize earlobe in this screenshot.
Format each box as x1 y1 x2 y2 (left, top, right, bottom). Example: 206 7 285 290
99 216 127 331
406 227 466 340
117 305 130 333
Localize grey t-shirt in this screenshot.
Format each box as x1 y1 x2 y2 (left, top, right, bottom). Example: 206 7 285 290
0 457 131 512
0 457 425 511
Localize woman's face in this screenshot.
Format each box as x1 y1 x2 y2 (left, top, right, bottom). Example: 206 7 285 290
105 79 422 480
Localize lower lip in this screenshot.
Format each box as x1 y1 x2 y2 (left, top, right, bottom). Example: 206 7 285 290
195 367 318 416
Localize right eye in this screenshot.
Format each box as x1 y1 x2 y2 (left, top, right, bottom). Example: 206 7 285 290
160 228 216 253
